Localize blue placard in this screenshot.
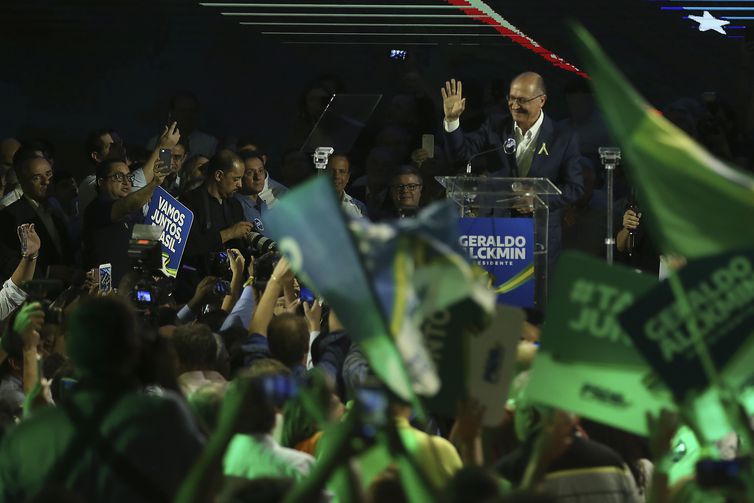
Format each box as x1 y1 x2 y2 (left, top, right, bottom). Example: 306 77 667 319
144 187 194 278
458 217 534 307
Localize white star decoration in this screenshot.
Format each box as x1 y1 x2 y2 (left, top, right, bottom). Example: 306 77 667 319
688 10 730 35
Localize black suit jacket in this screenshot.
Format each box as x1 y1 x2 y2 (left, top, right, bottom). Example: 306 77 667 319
0 197 75 278
445 113 584 259
178 186 246 271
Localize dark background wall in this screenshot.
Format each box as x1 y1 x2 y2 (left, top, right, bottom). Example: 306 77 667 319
0 0 744 177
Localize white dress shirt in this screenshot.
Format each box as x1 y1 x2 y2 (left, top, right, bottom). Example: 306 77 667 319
0 186 23 210
444 111 546 176
0 279 27 321
224 433 315 480
513 110 545 177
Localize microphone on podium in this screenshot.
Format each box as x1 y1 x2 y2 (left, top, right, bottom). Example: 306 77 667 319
465 136 517 175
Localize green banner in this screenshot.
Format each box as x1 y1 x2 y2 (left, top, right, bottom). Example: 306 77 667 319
527 252 674 435
619 251 754 400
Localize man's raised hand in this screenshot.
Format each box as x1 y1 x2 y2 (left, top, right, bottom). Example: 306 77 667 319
159 121 181 149
228 248 246 277
13 302 45 350
441 79 466 122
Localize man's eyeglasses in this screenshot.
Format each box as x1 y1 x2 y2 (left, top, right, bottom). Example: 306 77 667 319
391 183 422 193
105 173 135 184
507 94 544 106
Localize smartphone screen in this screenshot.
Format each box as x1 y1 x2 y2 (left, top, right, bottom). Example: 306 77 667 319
214 280 231 296
158 148 173 172
696 458 749 489
356 387 389 437
98 263 112 294
421 134 435 159
136 290 152 302
300 287 316 304
261 375 298 407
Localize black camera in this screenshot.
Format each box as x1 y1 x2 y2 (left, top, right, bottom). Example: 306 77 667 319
20 279 65 325
214 279 231 296
128 225 166 310
246 231 277 254
209 250 232 279
252 252 276 290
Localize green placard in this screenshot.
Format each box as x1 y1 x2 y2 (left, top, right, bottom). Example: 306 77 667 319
422 299 487 418
527 252 674 435
619 251 754 400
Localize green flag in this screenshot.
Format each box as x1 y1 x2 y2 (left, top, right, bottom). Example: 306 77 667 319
570 23 754 258
527 252 674 435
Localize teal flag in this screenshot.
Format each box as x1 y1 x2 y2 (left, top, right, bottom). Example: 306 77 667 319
265 177 494 403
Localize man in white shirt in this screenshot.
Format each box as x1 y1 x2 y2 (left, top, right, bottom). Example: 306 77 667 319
325 154 368 218
223 360 315 481
0 223 39 321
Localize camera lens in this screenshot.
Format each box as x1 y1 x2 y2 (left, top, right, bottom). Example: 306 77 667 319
246 232 277 254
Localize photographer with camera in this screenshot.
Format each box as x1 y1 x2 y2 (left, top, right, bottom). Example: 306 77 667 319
1 224 40 321
179 150 251 291
82 158 169 285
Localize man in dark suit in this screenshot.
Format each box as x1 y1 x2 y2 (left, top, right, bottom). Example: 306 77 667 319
0 147 75 280
441 72 584 261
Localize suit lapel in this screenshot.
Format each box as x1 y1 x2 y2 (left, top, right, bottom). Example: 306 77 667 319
528 115 553 178
495 116 519 177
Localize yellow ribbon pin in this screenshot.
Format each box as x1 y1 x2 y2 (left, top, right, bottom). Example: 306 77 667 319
538 142 549 156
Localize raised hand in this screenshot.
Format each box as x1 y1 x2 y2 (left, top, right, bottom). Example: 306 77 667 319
159 121 181 149
441 79 466 122
152 161 170 185
228 248 246 277
271 256 294 284
411 148 430 167
13 302 45 350
188 275 219 312
21 224 41 257
303 298 323 332
647 409 679 460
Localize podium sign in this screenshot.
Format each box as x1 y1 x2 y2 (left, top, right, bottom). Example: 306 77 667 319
458 217 535 307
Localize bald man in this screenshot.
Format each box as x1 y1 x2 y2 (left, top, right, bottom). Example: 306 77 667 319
442 72 584 261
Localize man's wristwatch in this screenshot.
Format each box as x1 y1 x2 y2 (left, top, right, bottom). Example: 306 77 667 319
23 253 38 261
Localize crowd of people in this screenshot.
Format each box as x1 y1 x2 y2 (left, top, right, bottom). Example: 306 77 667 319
0 67 749 503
